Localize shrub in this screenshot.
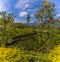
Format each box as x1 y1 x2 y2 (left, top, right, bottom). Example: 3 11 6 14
0 47 50 62
48 44 60 62
0 47 25 62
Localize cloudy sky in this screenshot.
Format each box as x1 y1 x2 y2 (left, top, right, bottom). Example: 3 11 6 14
0 0 60 23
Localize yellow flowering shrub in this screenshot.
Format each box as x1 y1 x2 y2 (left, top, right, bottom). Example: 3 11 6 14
0 47 50 62
48 44 60 62
0 47 26 62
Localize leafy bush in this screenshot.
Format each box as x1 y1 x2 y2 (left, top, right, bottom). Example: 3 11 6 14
0 47 50 62
48 44 60 62
0 47 24 62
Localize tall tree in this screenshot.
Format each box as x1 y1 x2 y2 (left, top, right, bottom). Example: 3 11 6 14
34 1 56 53
0 11 16 47
34 0 56 26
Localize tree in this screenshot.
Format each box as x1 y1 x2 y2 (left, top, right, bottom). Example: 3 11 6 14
34 0 56 26
0 11 16 47
34 1 56 53
26 14 30 26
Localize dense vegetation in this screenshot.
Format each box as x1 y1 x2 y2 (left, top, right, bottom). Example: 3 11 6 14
0 0 60 62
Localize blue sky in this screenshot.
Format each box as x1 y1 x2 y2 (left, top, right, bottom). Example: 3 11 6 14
0 0 60 23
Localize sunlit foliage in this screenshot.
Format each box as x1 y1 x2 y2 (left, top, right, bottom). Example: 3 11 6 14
49 44 60 62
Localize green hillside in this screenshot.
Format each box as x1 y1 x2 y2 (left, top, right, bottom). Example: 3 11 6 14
0 0 60 62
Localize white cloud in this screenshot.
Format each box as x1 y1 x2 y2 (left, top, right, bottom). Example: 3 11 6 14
19 11 28 17
56 14 60 17
15 0 40 10
15 0 42 18
0 0 9 11
15 0 29 10
0 0 6 11
24 4 30 8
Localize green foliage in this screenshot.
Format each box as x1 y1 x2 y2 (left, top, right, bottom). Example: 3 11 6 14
9 27 60 54
26 14 30 23
0 47 51 62
34 1 56 25
0 1 60 62
14 23 28 28
48 44 60 62
0 11 15 47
